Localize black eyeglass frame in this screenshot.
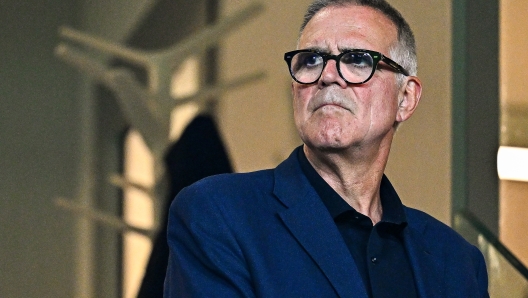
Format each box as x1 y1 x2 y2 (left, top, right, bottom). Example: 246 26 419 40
283 49 410 85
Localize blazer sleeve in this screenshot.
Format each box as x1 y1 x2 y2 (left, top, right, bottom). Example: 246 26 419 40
473 245 490 298
164 185 256 298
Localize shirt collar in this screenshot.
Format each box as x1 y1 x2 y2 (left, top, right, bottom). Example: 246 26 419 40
297 146 408 227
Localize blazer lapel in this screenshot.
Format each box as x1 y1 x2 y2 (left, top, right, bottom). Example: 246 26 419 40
272 149 369 298
403 212 445 298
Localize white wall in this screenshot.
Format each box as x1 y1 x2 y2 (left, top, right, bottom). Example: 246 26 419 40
0 1 79 297
499 0 528 267
218 0 310 172
386 0 452 224
0 1 168 297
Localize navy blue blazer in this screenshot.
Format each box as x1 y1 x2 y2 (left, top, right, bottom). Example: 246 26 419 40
165 149 489 297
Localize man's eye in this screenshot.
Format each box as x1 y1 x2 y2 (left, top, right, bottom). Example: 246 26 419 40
341 53 372 68
300 53 323 67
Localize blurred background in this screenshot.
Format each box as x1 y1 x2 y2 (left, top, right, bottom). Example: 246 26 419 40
1 0 527 297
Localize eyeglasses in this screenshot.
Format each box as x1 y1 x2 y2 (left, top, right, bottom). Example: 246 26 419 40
284 49 409 85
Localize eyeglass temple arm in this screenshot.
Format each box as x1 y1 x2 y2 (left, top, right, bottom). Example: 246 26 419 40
381 57 409 76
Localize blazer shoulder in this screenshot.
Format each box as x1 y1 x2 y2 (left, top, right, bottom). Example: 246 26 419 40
186 169 273 195
170 169 275 213
405 207 489 296
404 207 487 271
404 207 473 249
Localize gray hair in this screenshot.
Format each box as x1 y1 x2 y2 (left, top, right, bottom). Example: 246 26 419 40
299 0 417 82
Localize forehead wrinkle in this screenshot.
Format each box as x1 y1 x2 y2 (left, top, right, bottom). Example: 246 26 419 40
299 6 398 56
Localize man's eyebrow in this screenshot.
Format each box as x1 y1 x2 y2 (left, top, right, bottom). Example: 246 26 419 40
337 46 360 52
303 46 364 53
303 46 329 53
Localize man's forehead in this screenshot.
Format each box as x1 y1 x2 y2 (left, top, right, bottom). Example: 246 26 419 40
304 4 395 28
298 5 397 52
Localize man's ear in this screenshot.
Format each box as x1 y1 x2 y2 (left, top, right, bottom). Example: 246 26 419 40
396 76 422 123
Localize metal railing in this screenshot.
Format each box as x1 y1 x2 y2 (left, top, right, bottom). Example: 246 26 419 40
455 210 528 297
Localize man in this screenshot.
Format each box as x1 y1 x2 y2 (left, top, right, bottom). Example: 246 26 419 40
164 0 489 297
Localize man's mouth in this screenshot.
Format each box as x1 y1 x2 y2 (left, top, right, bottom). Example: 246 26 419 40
315 102 350 112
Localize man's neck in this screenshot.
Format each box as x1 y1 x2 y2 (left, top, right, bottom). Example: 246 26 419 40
303 138 392 224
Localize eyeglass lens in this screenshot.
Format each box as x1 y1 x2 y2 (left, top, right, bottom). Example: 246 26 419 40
290 51 375 84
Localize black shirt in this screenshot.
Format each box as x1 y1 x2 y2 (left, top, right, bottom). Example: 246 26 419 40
298 148 418 298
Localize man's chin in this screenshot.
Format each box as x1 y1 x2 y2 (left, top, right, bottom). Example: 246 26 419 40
303 141 349 154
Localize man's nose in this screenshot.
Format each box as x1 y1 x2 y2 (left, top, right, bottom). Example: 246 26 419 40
318 59 348 88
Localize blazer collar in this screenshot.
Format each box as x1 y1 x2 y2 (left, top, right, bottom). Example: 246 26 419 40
403 209 445 298
272 147 369 298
